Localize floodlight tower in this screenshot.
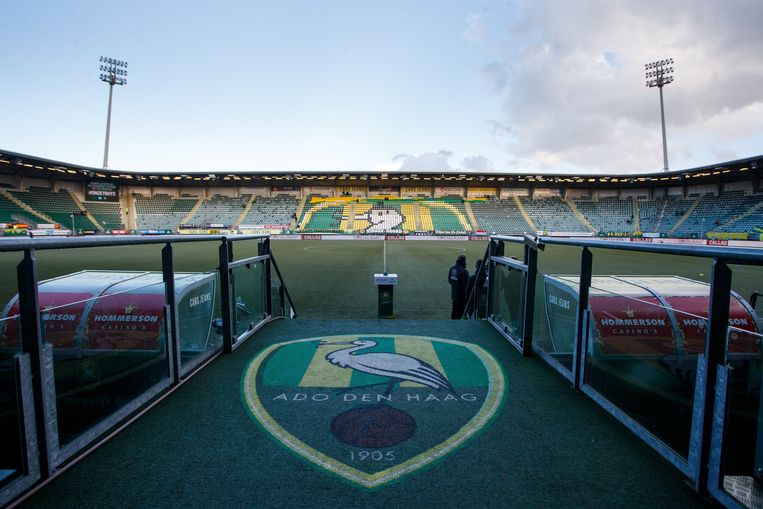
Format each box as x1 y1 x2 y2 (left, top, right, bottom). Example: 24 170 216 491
645 58 674 172
99 56 128 169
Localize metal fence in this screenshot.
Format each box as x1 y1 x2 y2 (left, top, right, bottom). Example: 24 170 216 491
486 235 762 508
0 234 295 506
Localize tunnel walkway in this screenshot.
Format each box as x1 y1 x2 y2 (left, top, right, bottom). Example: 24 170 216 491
21 319 709 509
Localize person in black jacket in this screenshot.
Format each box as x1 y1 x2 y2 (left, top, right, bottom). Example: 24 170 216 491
448 254 469 319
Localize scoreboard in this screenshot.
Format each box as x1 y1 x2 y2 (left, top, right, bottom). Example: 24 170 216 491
86 180 119 202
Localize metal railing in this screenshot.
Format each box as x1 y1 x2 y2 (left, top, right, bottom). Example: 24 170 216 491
0 234 295 507
486 234 763 508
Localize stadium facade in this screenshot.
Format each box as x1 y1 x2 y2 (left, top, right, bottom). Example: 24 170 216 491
0 149 761 242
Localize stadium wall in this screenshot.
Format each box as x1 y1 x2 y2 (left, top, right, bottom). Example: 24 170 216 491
54 180 81 195
500 188 529 198
0 173 14 188
267 233 762 247
19 176 51 189
1 149 762 241
724 181 754 193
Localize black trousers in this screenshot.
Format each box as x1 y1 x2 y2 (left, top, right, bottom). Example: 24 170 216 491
451 299 466 319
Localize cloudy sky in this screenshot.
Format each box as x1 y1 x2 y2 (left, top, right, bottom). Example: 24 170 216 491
2 1 761 174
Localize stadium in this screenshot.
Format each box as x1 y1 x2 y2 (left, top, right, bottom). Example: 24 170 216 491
1 149 761 241
2 1 763 507
0 147 761 509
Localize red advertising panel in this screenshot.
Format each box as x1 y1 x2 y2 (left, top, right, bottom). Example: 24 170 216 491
589 295 676 355
666 296 760 354
1 292 92 348
85 292 165 350
548 275 762 357
1 271 217 354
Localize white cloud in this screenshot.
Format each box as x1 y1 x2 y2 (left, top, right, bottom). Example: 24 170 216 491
462 155 494 172
373 161 401 173
463 13 488 43
695 101 763 141
484 0 763 173
482 62 508 93
396 151 453 171
487 119 511 136
376 151 497 173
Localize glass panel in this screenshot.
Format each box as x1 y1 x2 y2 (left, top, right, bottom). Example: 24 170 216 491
0 314 25 489
232 261 267 339
171 241 225 368
721 264 762 508
469 259 488 319
0 252 22 313
172 241 220 274
39 276 171 445
490 262 525 340
498 239 525 261
581 253 715 460
721 326 762 508
229 239 264 261
535 244 578 370
174 272 222 368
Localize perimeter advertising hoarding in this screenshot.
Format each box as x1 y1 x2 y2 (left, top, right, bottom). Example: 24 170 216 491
86 180 119 202
30 229 70 237
369 186 400 194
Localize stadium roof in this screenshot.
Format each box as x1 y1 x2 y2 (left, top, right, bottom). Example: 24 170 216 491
1 149 761 189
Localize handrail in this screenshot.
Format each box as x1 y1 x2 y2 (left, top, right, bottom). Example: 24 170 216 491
490 235 763 263
0 234 269 252
269 253 297 318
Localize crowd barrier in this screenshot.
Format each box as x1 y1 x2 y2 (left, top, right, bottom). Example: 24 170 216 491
484 235 762 508
0 235 295 506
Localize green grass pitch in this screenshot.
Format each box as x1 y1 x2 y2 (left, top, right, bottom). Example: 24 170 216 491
0 239 760 320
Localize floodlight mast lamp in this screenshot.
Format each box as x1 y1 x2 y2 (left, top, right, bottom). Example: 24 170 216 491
99 56 128 169
645 58 674 172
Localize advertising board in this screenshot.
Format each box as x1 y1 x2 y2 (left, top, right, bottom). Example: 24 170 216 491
0 270 216 352
543 275 761 356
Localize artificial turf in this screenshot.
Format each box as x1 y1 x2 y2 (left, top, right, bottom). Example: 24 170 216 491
20 319 711 509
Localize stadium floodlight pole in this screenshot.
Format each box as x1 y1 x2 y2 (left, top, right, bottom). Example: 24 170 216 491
99 56 128 169
645 58 674 172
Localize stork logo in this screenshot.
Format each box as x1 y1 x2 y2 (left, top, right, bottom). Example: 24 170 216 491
345 205 406 234
242 335 506 489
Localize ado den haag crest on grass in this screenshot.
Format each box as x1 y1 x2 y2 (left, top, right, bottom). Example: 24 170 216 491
242 335 505 488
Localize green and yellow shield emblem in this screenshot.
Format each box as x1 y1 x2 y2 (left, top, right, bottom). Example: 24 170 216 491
242 334 506 488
